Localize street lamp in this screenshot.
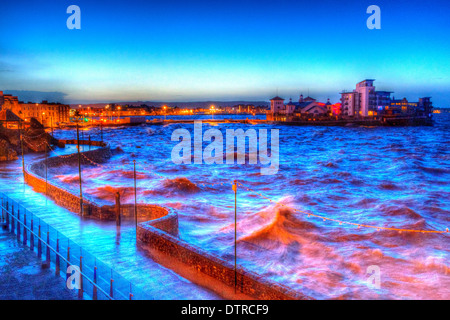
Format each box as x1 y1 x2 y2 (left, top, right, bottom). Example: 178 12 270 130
105 105 110 122
42 112 45 127
210 105 215 120
163 105 167 121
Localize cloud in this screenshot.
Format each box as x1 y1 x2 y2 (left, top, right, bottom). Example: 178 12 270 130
2 90 68 103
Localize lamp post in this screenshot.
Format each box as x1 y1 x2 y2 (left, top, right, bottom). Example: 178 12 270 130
210 105 215 120
73 115 84 217
41 112 45 128
233 180 237 294
105 105 110 123
133 160 137 238
19 120 25 177
100 121 103 142
163 105 167 121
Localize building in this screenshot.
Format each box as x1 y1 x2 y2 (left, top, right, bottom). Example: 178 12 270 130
0 91 70 127
0 91 20 112
19 101 70 126
389 98 412 114
268 94 329 121
270 96 285 113
340 79 380 117
375 91 392 114
0 108 23 129
387 97 432 118
341 80 433 119
341 80 394 117
417 97 433 118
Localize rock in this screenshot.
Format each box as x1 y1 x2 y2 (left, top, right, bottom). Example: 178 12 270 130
0 139 18 161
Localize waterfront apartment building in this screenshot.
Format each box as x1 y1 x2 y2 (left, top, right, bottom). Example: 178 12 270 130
0 91 70 127
340 79 381 117
340 80 433 119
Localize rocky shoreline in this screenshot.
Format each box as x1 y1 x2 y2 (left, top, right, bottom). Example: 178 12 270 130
0 119 61 162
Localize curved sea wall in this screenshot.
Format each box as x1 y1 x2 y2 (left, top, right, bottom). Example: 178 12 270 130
23 139 309 300
24 140 177 226
137 222 309 300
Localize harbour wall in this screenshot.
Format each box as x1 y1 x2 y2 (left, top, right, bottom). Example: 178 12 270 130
23 139 310 300
24 140 173 223
137 222 310 300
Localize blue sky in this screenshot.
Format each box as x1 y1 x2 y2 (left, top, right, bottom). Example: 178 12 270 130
0 0 449 105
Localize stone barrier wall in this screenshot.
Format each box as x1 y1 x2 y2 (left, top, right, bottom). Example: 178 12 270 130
24 140 177 226
137 222 310 300
24 139 307 300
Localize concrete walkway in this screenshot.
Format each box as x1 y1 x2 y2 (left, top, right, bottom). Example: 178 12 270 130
0 228 78 300
0 148 220 299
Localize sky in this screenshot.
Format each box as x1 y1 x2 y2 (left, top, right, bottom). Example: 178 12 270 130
0 0 449 105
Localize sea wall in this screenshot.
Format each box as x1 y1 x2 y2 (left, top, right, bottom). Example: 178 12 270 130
137 223 309 300
24 139 308 300
24 140 176 225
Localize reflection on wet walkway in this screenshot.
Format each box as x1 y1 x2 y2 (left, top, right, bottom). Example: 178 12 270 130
0 146 219 300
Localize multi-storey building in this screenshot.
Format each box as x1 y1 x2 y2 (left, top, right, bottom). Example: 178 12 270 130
19 101 70 126
341 80 392 117
0 91 70 127
341 80 433 119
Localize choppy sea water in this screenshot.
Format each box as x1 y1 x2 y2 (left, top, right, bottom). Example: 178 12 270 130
35 114 450 299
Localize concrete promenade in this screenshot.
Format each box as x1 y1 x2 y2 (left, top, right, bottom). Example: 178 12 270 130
0 228 78 300
0 148 220 300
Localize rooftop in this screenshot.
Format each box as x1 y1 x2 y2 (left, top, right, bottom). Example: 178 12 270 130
270 96 284 101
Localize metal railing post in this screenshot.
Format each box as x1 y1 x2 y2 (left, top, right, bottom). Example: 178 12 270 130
55 238 60 276
45 229 51 267
78 254 83 299
93 265 98 300
1 197 4 223
30 219 34 251
5 200 9 229
37 223 42 259
110 270 114 299
66 242 71 282
17 208 21 242
11 204 15 235
129 283 133 300
23 212 27 246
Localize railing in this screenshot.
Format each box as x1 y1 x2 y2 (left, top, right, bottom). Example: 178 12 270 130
0 192 149 300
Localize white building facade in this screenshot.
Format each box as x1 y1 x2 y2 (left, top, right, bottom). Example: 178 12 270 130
341 79 386 117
